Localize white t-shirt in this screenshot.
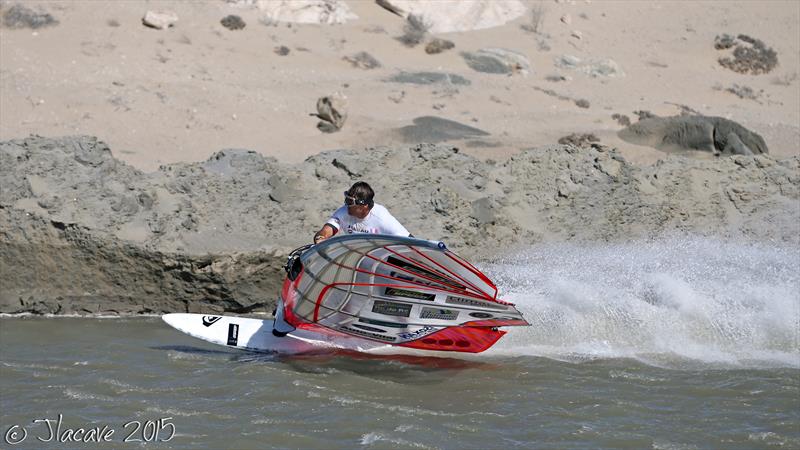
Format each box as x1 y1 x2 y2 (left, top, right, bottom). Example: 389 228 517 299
326 203 410 236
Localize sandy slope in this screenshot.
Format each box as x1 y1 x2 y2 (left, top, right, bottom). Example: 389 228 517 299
1 0 798 171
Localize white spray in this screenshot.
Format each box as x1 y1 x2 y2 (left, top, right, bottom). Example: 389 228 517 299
484 236 800 368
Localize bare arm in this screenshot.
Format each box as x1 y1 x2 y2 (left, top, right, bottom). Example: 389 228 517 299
313 224 337 244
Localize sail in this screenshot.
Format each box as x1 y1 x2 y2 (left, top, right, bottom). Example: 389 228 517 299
281 235 528 353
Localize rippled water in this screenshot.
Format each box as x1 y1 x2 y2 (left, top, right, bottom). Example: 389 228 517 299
1 237 798 449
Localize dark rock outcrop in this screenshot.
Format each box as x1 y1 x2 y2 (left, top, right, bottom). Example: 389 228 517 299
619 115 769 156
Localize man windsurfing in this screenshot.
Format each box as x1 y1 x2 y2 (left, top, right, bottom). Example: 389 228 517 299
273 181 411 336
313 181 411 243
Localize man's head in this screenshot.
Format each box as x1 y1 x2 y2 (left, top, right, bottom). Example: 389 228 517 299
344 181 374 219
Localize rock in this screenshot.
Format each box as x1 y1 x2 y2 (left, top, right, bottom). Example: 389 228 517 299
314 92 347 133
397 116 489 143
425 38 455 55
462 48 531 75
386 71 471 86
555 54 625 78
571 30 583 40
343 51 381 69
142 10 178 29
251 0 357 25
220 15 246 30
723 132 753 156
560 14 572 25
274 45 290 56
376 0 526 33
316 121 339 134
3 3 58 29
619 115 768 155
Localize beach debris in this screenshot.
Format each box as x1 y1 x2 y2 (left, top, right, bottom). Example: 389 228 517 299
560 14 572 25
142 10 178 29
532 85 585 108
3 3 58 29
612 113 631 126
619 115 768 155
462 48 531 75
571 30 583 40
713 83 762 102
554 54 624 78
396 13 430 47
220 15 246 30
558 133 599 147
377 0 526 33
388 90 406 104
545 74 569 82
313 92 348 133
425 38 455 55
397 116 489 143
274 45 290 56
574 98 590 108
714 33 778 75
343 51 381 69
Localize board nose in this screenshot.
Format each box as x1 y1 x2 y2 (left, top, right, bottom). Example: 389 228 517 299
162 313 181 328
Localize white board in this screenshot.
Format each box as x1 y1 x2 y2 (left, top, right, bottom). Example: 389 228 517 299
162 313 390 354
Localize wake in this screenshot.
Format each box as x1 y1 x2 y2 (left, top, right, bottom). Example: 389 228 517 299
484 235 800 368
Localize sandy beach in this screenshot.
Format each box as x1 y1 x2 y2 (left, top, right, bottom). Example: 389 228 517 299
1 0 798 171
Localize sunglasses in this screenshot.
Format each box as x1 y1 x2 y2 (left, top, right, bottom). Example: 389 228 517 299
344 192 370 206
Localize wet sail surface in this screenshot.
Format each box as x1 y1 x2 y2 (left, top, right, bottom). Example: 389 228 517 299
283 235 527 353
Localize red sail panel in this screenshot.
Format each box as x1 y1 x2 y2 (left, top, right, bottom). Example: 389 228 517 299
399 326 506 353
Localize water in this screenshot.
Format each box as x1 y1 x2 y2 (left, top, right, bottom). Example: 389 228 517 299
2 237 799 449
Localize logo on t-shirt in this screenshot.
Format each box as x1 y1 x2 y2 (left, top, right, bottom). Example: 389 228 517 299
347 223 378 234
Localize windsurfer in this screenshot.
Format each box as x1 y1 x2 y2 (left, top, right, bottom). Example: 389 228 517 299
313 181 411 244
273 181 411 337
